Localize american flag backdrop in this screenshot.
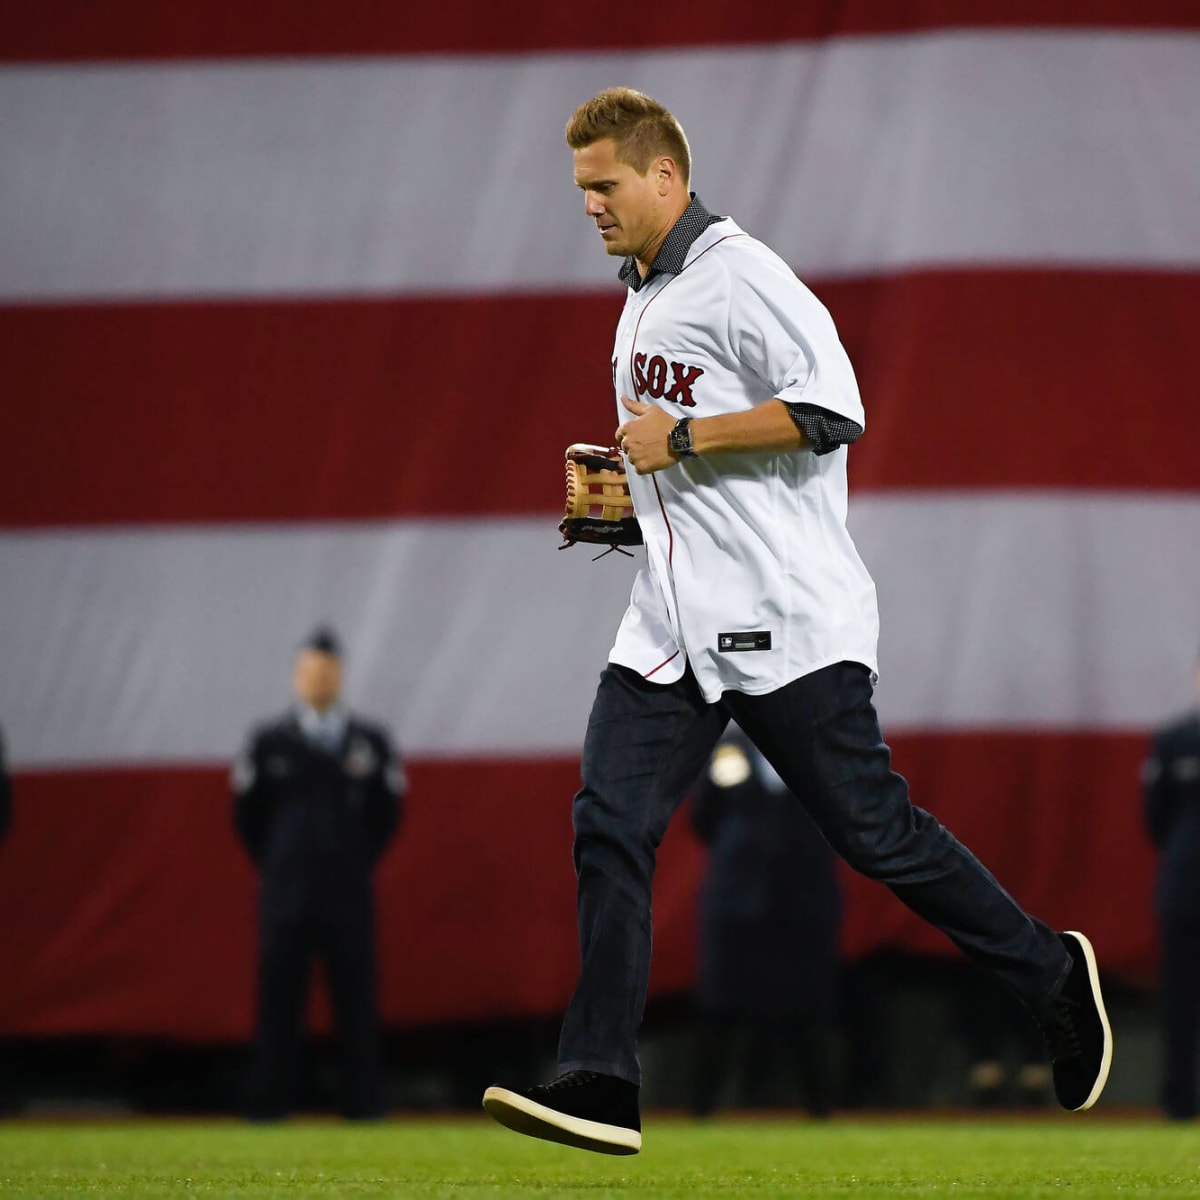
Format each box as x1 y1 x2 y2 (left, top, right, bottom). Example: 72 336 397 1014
1 3 1198 1040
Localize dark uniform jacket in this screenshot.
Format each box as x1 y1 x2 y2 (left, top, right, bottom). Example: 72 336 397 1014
1144 711 1200 921
233 711 403 921
691 730 841 1018
0 727 11 845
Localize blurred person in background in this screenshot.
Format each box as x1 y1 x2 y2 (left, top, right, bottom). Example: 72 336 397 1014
232 627 404 1120
689 727 840 1117
957 968 1052 1108
1143 646 1200 1120
0 725 11 846
0 726 13 1113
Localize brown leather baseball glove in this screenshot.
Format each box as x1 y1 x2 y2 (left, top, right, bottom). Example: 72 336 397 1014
558 443 643 556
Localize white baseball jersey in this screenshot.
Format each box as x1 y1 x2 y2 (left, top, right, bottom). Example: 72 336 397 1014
608 216 880 701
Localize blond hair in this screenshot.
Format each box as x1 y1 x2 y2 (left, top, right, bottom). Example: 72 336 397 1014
565 87 692 186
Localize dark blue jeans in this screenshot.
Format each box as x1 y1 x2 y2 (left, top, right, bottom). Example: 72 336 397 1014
558 661 1071 1085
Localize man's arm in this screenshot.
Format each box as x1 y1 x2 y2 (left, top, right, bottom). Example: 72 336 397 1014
690 398 808 457
0 730 11 846
1143 731 1175 848
616 396 859 474
1137 724 1176 849
363 732 404 863
231 733 271 865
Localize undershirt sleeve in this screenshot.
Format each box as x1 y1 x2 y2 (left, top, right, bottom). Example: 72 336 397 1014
783 401 864 456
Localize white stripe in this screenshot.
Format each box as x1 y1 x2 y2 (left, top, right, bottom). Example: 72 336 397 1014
857 494 1200 732
1 31 1197 302
1 495 1197 769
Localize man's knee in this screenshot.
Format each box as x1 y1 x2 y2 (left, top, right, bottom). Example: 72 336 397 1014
819 783 938 878
572 787 659 879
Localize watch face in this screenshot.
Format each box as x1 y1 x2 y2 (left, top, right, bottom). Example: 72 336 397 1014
670 421 693 455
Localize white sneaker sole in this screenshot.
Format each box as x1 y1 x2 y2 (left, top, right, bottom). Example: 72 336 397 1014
1063 929 1114 1111
482 1086 642 1155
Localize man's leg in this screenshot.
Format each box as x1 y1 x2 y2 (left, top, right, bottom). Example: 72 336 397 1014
727 662 1111 1111
484 663 725 1152
557 663 727 1083
245 915 312 1120
689 1009 736 1116
792 1017 837 1117
1160 918 1200 1119
322 907 386 1120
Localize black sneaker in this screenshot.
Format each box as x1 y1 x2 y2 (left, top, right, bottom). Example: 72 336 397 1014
1033 930 1113 1111
483 1070 641 1155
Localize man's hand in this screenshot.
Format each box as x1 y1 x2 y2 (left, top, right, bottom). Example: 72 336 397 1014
615 396 679 474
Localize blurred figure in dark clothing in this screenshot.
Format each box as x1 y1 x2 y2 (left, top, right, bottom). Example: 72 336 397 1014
689 727 841 1116
958 967 1051 1108
1143 649 1200 1120
233 627 404 1120
0 725 11 846
0 726 13 1113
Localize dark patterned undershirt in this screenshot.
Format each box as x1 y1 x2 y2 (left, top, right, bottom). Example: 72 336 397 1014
619 193 863 457
618 193 722 293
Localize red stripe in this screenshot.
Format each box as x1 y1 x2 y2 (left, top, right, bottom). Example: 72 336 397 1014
0 732 1154 1039
830 268 1200 494
1 291 623 528
644 651 682 680
3 269 1195 529
3 2 1194 62
0 758 694 1039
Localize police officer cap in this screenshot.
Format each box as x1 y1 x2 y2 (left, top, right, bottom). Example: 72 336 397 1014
301 625 343 658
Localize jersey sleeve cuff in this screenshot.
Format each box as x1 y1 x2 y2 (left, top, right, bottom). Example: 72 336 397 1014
783 402 865 456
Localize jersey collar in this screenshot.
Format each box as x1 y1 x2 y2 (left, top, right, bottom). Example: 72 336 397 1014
293 701 348 749
618 193 724 293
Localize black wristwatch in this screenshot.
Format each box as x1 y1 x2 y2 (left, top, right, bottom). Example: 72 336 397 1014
668 417 697 459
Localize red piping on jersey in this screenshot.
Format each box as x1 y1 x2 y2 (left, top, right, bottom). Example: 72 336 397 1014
651 474 673 565
627 232 746 573
643 650 681 680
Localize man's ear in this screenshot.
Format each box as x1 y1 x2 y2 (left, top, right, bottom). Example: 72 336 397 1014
655 155 678 195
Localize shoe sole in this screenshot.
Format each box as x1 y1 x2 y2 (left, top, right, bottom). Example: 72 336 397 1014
1062 929 1114 1111
482 1086 641 1155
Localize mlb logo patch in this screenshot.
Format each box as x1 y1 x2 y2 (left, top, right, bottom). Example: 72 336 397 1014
718 631 772 652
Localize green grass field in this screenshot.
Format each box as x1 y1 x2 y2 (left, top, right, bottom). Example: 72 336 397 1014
1 1116 1198 1199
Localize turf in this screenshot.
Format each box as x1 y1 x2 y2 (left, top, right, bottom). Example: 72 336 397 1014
1 1116 1198 1198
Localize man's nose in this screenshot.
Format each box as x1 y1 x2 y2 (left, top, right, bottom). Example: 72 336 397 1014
585 192 604 217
